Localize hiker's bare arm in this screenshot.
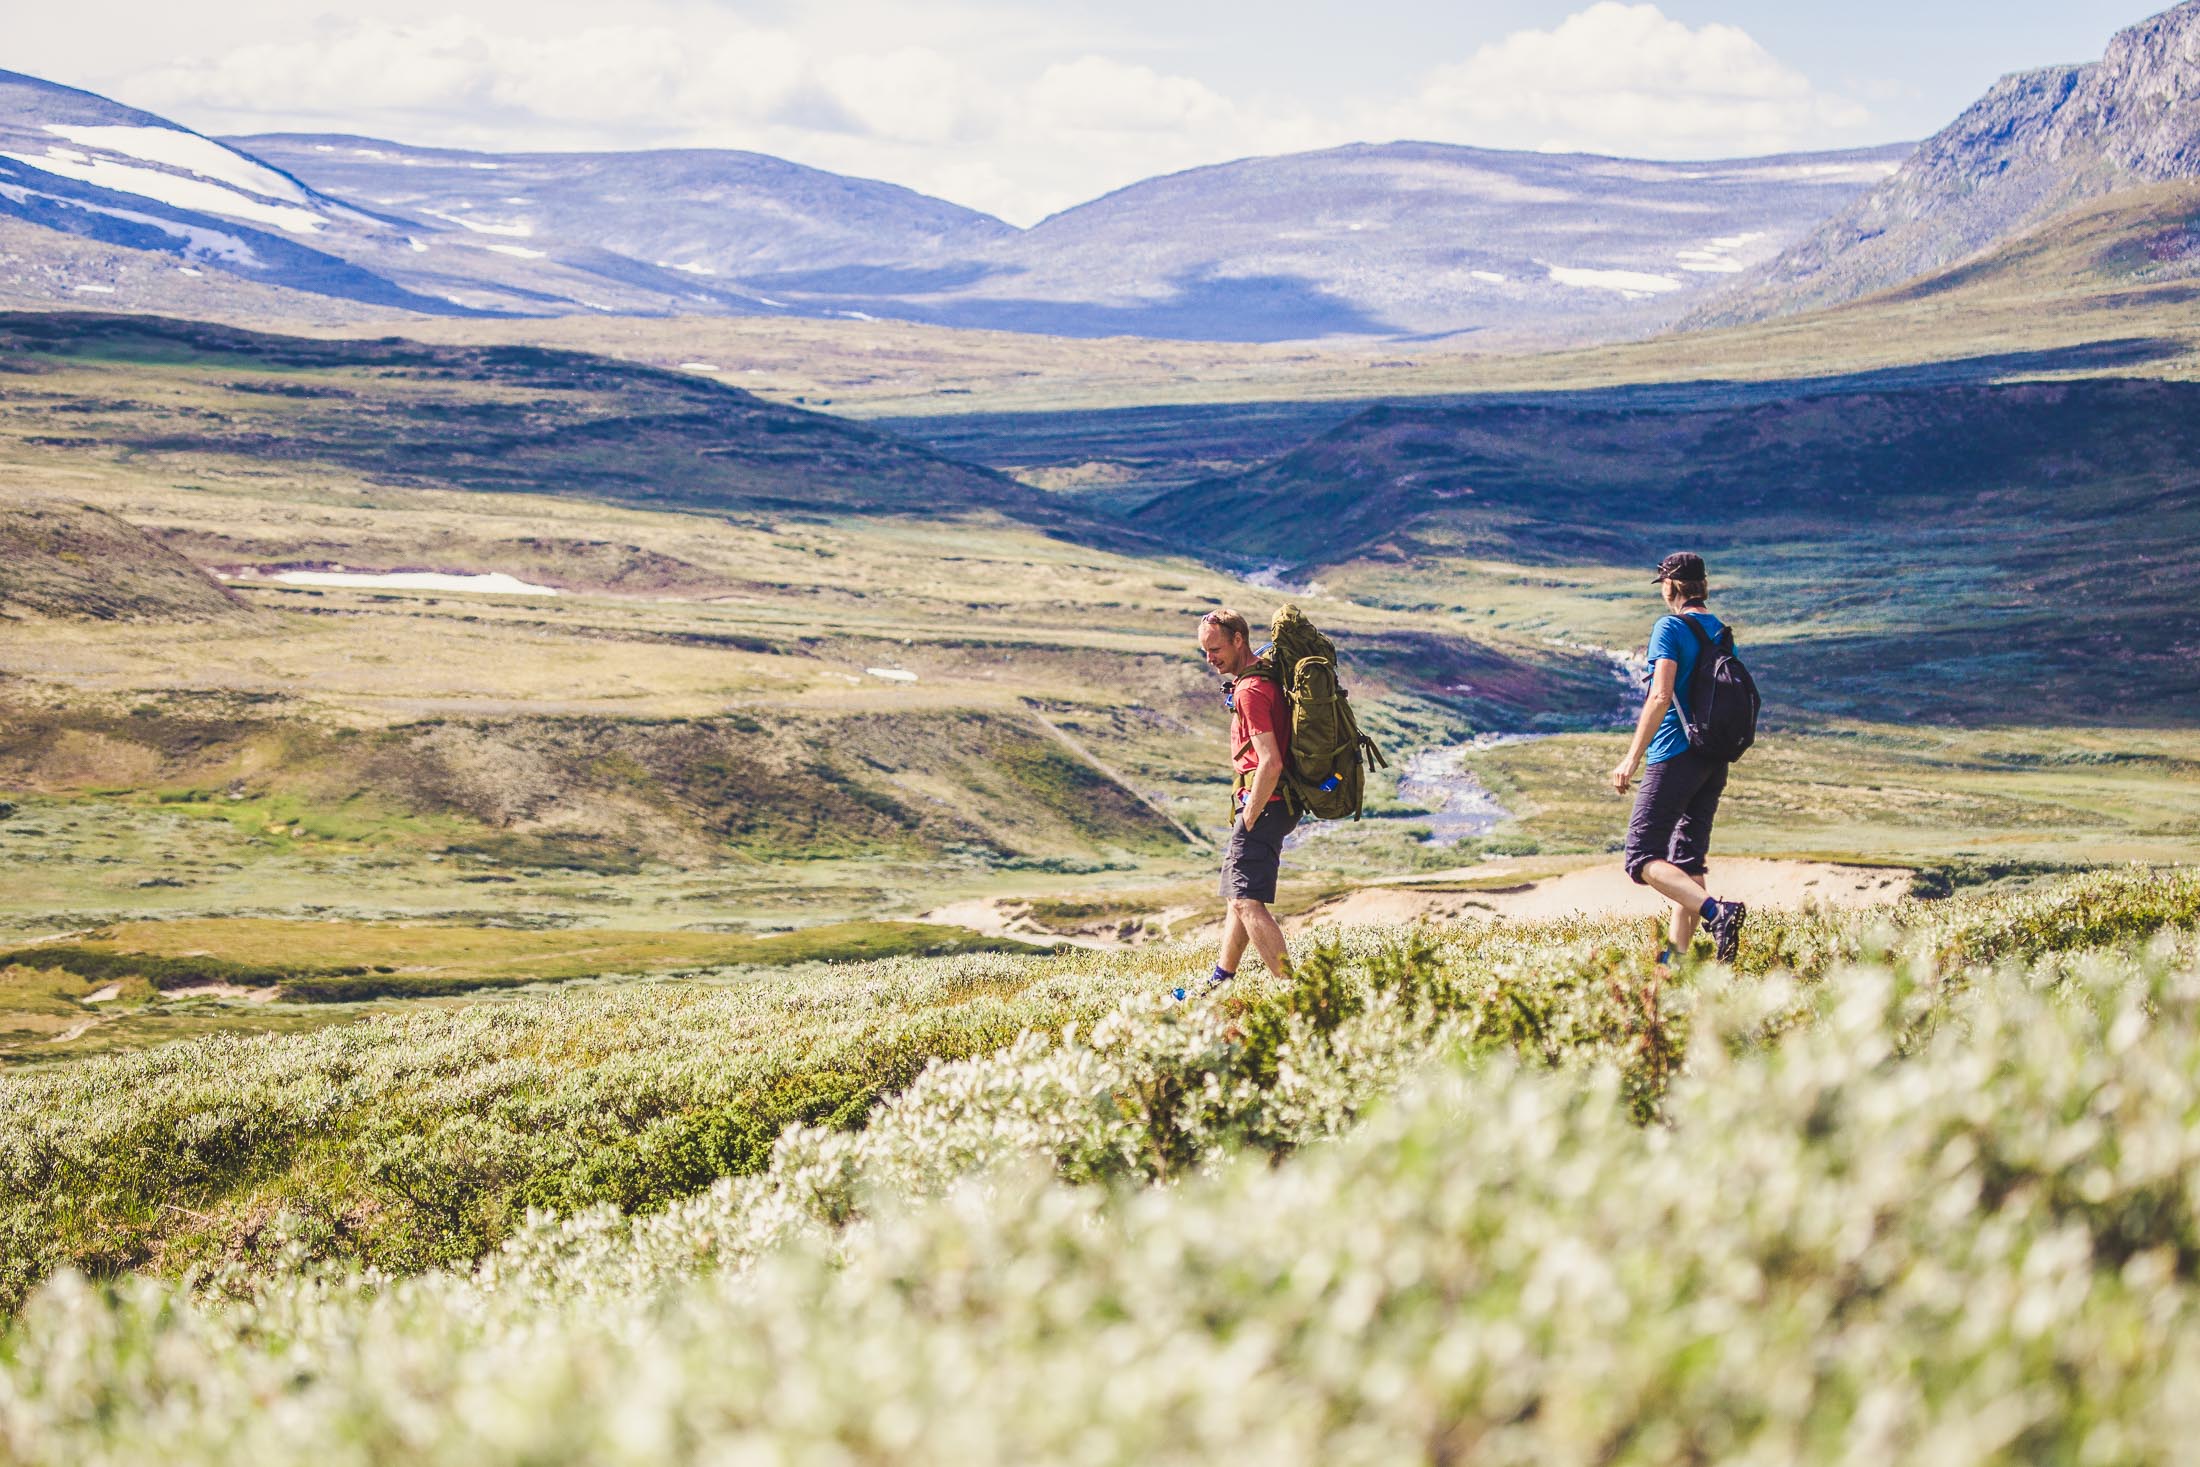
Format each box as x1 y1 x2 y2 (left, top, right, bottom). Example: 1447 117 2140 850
1244 730 1284 825
1610 660 1679 794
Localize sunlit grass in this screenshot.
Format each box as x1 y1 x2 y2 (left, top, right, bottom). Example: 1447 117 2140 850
2 869 2197 1460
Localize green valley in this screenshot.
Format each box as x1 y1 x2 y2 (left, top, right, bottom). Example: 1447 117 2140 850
4 7 2200 1454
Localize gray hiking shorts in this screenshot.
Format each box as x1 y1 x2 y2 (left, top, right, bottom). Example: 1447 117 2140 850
1222 800 1299 904
1623 749 1728 884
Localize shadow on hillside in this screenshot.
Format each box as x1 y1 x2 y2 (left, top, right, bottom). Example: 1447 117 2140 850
1745 623 2200 731
1478 336 2190 413
882 336 2191 482
743 261 1020 295
810 269 1401 342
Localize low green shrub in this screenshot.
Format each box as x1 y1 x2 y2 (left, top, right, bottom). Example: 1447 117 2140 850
4 867 2191 1320
1 869 2198 1461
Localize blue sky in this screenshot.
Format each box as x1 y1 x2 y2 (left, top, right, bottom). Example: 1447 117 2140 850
11 0 2166 224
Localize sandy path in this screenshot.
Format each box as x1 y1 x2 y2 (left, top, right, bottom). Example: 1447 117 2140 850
156 982 282 1003
1290 858 1909 932
919 899 1069 945
926 859 1908 950
919 898 1205 951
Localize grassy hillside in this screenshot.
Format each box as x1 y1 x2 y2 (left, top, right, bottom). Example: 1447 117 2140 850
0 310 1639 1061
1870 181 2200 312
0 868 2195 1459
1463 724 2200 872
1128 378 2200 725
0 500 249 622
0 311 1057 524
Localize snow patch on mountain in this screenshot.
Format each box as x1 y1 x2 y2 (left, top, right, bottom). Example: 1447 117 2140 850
0 147 323 233
1697 159 1905 184
0 182 261 264
424 210 533 237
1674 230 1768 273
43 123 310 204
1544 263 1683 298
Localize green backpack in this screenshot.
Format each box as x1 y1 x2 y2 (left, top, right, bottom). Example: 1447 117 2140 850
1243 604 1389 821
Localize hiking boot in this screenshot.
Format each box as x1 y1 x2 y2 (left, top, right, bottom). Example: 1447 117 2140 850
1171 970 1234 1003
1706 901 1747 964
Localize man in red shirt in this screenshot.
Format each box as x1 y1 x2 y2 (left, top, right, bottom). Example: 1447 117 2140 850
1193 608 1296 993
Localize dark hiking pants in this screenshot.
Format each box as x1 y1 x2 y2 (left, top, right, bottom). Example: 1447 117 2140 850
1623 748 1728 884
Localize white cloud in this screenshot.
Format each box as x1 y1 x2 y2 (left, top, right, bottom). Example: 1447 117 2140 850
1028 57 1237 136
1404 3 1869 158
114 16 1052 215
123 19 817 137
67 1 1868 225
819 48 993 144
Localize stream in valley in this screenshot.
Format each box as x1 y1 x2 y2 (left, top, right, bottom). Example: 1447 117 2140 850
1388 737 1536 846
1295 645 1645 850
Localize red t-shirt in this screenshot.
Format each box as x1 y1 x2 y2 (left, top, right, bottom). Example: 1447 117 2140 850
1232 675 1289 799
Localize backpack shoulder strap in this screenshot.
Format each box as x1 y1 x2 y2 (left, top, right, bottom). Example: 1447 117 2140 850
1231 658 1282 763
1680 612 1716 653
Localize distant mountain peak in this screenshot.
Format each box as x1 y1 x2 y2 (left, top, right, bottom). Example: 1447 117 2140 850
1692 0 2200 326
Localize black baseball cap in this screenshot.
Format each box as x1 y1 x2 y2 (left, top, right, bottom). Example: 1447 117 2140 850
1653 552 1706 583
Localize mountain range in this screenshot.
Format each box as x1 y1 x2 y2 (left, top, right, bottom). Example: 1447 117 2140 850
756 142 1907 343
1 65 1902 344
7 2 2200 345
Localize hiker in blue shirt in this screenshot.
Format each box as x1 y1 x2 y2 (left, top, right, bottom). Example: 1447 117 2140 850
1609 552 1747 965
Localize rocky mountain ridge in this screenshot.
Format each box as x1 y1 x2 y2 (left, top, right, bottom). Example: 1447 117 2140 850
1693 0 2200 325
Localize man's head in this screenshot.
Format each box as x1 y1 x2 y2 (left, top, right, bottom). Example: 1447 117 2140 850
1197 607 1257 677
1653 551 1708 610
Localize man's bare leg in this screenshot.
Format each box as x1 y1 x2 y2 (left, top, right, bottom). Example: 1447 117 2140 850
1230 898 1291 978
1640 859 1710 953
1218 904 1251 974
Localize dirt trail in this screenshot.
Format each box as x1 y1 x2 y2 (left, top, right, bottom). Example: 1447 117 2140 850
1289 858 1908 932
920 897 1205 951
926 859 1907 950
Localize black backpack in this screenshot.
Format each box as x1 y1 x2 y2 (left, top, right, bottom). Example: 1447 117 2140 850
1678 615 1760 762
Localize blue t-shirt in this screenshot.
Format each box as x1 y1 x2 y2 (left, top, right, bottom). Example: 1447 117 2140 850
1646 611 1726 765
